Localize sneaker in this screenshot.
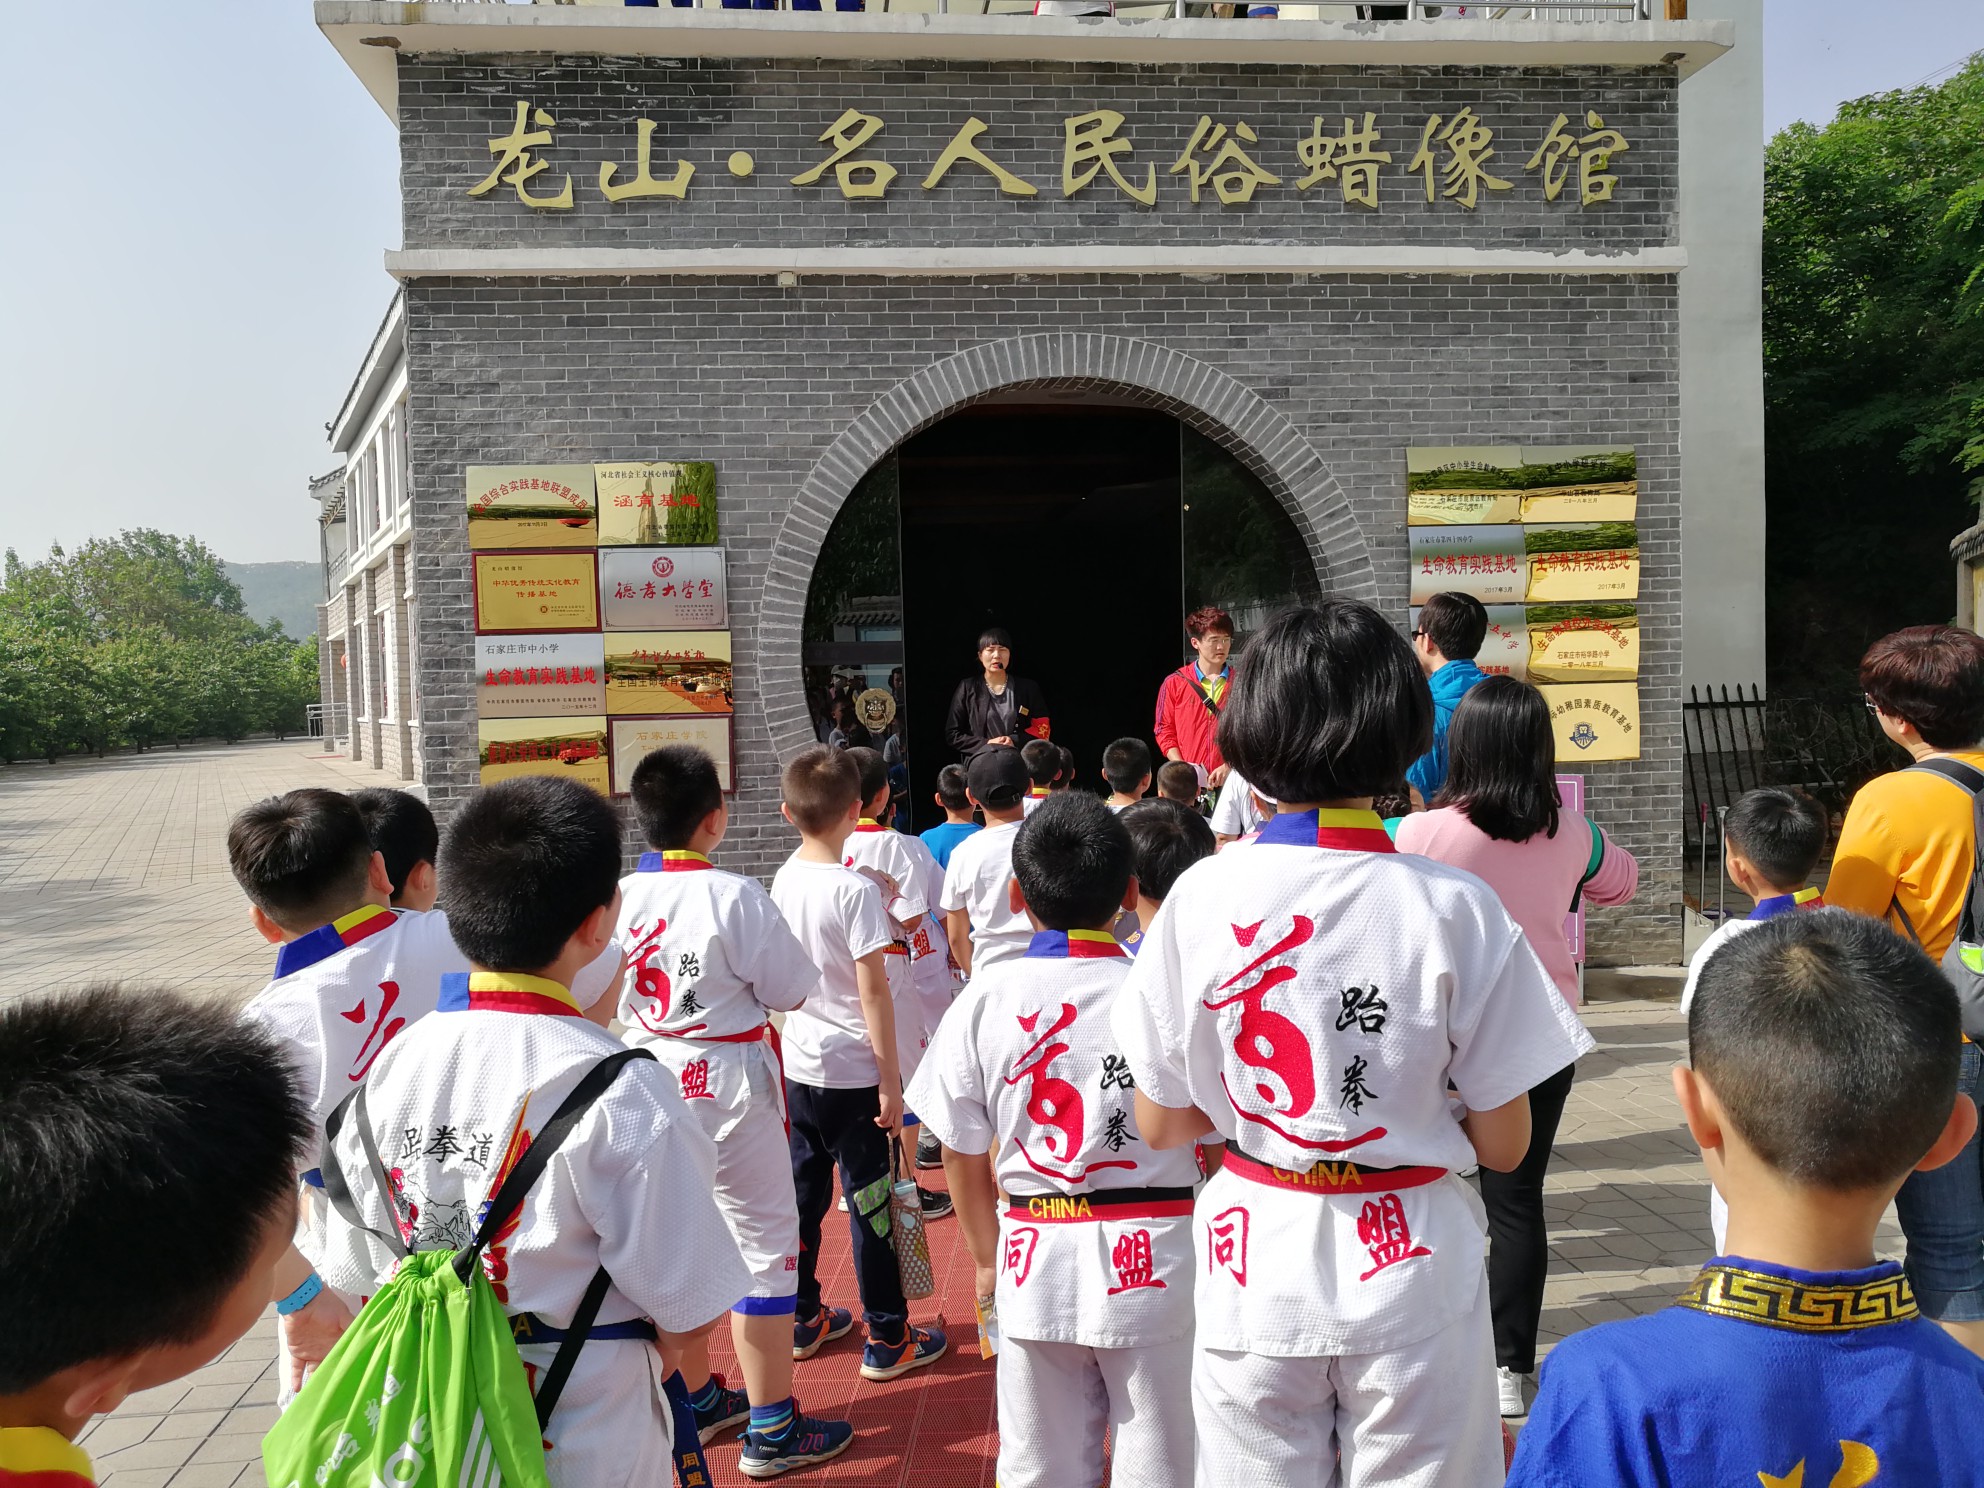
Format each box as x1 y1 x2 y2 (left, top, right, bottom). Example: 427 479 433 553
738 1409 856 1479
915 1132 943 1170
691 1374 750 1443
792 1305 856 1361
918 1186 953 1220
836 1194 848 1212
860 1322 948 1381
1496 1366 1529 1419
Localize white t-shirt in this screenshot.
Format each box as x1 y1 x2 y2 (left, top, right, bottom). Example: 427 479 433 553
1113 808 1593 1357
315 983 751 1488
772 855 898 1089
614 853 819 1132
907 933 1200 1349
940 819 1030 973
1209 772 1267 838
842 822 934 927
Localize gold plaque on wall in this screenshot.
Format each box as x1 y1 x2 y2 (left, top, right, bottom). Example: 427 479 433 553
1539 683 1641 763
465 465 598 549
472 551 601 633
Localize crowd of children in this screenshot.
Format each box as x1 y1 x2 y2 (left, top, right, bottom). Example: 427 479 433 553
11 598 1984 1488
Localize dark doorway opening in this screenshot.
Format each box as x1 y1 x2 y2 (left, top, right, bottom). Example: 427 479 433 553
899 404 1182 823
800 398 1321 832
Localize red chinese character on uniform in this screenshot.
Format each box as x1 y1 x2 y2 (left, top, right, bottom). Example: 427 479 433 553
341 979 405 1082
1356 1193 1432 1281
1107 1229 1166 1295
679 1058 713 1101
1004 1003 1122 1181
1003 1225 1040 1286
624 919 673 1034
1202 917 1319 1126
1207 1206 1249 1285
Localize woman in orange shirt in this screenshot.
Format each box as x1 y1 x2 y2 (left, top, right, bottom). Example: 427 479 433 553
1827 624 1984 1357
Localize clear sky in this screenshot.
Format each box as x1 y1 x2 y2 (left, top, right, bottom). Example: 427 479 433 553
2 1 1981 568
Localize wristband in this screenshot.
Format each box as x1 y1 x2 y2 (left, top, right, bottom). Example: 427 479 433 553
277 1272 324 1316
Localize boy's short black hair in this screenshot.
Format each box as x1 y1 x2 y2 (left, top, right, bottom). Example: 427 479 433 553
1057 745 1077 787
350 788 439 904
1724 787 1828 892
1103 737 1153 797
227 788 376 932
629 745 723 851
440 777 622 971
1417 592 1489 662
1156 761 1199 804
784 744 861 835
0 987 309 1394
935 764 972 814
1021 738 1060 788
1120 799 1216 904
844 746 889 810
1012 792 1133 931
1219 603 1433 806
1692 909 1960 1191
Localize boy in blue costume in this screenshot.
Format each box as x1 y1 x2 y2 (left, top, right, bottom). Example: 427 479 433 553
1509 909 1984 1487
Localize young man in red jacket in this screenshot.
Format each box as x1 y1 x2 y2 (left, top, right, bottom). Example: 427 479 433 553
1154 607 1234 791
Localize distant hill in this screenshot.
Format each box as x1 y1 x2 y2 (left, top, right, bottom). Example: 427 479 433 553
226 561 321 641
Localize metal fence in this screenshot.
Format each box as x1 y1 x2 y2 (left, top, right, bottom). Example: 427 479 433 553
307 702 350 742
1683 684 1906 857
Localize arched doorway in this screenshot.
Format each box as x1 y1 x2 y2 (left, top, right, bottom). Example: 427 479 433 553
801 393 1321 829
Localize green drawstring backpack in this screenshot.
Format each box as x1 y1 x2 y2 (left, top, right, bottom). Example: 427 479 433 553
264 1048 710 1488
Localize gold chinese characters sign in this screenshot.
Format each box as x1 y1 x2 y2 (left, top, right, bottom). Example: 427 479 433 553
467 100 1630 212
595 461 718 547
604 632 734 717
466 465 598 550
1539 683 1640 764
478 716 611 793
472 551 602 633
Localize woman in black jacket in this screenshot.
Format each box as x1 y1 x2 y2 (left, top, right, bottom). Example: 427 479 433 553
944 627 1050 763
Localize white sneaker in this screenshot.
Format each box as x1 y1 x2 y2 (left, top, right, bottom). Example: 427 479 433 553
1496 1366 1528 1418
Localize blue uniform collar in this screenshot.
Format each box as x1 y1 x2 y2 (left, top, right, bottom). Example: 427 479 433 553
1749 888 1823 921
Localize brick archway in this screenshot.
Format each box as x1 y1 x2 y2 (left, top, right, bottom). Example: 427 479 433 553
757 332 1376 767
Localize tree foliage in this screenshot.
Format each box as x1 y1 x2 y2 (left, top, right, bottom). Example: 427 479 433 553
1764 56 1984 692
0 530 318 763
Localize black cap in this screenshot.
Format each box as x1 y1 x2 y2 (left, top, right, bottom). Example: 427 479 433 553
966 747 1030 810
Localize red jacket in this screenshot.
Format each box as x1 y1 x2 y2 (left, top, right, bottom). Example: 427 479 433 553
1154 664 1228 773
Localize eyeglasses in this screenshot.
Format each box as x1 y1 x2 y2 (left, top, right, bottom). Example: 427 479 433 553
1864 695 1882 716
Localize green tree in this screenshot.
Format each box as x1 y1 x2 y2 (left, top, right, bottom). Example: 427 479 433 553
1764 56 1984 692
663 462 720 545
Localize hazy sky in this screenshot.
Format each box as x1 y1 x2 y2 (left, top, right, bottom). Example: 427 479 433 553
3 1 1980 567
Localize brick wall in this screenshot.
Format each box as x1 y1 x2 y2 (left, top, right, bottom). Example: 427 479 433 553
398 57 1683 963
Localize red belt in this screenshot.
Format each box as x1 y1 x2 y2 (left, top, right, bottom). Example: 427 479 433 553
1004 1186 1196 1225
1224 1148 1445 1195
662 1023 770 1044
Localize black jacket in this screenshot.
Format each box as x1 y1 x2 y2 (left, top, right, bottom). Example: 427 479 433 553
945 675 1051 761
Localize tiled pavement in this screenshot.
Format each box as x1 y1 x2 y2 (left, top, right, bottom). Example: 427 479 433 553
4 741 1891 1484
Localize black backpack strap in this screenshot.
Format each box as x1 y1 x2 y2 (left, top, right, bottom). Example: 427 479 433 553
1906 757 1984 796
456 1047 657 1283
320 1081 410 1260
531 1266 613 1430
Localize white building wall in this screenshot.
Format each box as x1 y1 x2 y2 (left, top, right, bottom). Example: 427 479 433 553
1678 0 1766 691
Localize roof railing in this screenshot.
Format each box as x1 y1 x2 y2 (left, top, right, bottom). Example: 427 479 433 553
518 0 1678 19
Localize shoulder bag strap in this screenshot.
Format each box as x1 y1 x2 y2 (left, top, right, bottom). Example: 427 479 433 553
531 1266 614 1431
1906 757 1984 796
456 1046 658 1282
320 1081 410 1260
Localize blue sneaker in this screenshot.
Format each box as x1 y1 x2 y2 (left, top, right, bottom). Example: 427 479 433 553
859 1322 947 1381
691 1373 750 1443
738 1408 856 1479
792 1305 855 1361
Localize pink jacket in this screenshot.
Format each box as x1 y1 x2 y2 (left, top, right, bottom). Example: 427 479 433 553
1395 807 1638 1005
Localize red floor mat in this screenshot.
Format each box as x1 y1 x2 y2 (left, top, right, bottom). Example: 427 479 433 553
698 1164 998 1487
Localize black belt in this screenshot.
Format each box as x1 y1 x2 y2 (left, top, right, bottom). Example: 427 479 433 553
511 1312 657 1345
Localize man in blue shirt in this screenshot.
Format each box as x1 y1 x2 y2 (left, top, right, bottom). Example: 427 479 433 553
1405 591 1490 802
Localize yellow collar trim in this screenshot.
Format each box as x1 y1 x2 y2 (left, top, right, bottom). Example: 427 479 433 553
0 1427 94 1479
1314 809 1385 830
1676 1264 1918 1333
333 903 394 935
467 971 583 1012
661 850 711 866
1068 929 1118 945
1792 887 1823 906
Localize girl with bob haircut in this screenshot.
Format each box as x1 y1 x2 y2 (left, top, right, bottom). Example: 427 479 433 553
1396 675 1638 1419
1112 602 1593 1486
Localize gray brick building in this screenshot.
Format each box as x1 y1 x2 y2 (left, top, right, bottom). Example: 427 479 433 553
316 2 1747 966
